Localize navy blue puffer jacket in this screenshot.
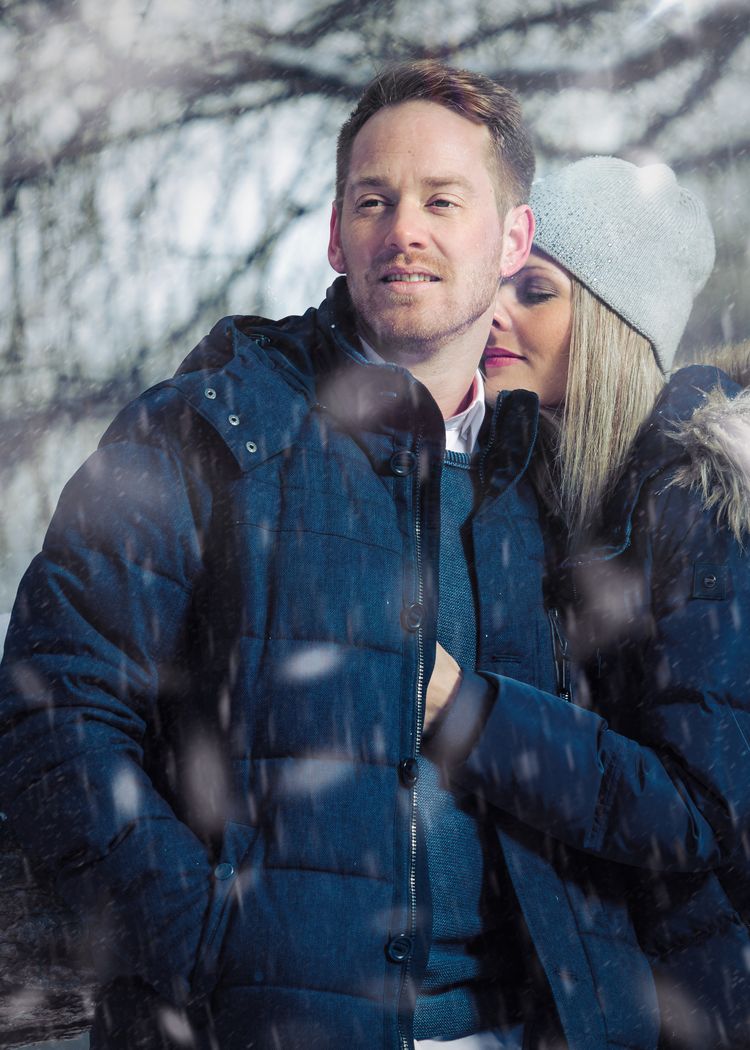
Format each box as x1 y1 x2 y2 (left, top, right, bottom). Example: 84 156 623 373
0 280 663 1049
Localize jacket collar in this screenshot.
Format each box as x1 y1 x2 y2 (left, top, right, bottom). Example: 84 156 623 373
168 277 540 485
478 388 540 500
167 279 445 472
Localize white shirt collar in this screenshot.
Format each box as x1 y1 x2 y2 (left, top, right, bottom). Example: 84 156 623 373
359 339 486 454
443 371 486 454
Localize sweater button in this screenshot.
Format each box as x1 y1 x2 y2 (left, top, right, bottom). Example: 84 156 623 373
401 603 424 631
390 450 415 476
398 758 419 787
214 862 235 880
386 934 412 963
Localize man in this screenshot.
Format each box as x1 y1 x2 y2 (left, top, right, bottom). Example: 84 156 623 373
0 63 643 1050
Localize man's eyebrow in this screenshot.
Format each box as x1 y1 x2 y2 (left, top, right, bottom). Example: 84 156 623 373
349 174 476 193
350 176 390 192
421 175 475 191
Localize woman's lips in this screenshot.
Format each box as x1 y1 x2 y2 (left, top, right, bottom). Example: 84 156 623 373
484 349 525 367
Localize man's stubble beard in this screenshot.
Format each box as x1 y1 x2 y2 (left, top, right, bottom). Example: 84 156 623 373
349 263 501 366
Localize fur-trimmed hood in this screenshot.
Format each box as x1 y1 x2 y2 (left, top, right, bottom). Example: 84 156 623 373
669 341 750 543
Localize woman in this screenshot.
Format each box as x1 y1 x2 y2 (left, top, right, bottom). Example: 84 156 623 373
425 157 750 1047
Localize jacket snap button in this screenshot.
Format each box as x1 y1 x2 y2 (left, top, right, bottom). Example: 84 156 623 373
204 387 217 400
390 450 415 476
702 574 717 590
228 414 240 426
399 758 419 787
246 441 257 454
386 934 412 963
214 862 234 880
401 603 424 631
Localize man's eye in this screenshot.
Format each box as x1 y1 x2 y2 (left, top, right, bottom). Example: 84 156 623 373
358 198 386 209
430 198 456 208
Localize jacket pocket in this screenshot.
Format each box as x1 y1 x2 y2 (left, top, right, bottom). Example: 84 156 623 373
190 819 260 1001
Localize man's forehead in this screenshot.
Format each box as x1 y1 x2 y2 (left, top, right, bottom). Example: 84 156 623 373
349 100 491 155
345 104 495 194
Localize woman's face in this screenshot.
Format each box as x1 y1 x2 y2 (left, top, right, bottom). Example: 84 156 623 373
483 252 573 407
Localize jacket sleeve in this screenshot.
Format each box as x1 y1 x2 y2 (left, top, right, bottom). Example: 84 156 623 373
444 480 750 873
0 406 216 1003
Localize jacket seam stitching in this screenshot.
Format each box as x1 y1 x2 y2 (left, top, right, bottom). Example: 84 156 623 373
48 540 194 597
588 752 624 852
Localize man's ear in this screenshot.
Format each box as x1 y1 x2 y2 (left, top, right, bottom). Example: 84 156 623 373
328 202 347 274
499 204 535 279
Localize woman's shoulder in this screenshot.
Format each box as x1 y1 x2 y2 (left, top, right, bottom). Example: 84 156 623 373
657 349 750 545
569 351 750 566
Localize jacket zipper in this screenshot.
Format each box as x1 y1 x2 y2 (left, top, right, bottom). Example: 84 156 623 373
399 431 425 1050
548 607 572 702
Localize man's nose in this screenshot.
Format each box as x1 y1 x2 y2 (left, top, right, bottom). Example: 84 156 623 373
384 201 428 253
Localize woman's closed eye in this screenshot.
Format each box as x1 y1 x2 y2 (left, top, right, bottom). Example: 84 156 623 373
507 276 558 306
521 287 556 305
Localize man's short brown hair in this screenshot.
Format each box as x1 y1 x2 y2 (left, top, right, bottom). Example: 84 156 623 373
335 60 535 211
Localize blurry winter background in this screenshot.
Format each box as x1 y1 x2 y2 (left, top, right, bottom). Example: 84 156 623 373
2 0 750 625
0 0 748 1045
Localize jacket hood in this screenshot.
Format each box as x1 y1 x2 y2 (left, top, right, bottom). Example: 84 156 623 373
669 346 750 544
174 278 364 403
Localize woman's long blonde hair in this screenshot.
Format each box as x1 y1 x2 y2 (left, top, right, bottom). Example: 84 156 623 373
535 278 665 544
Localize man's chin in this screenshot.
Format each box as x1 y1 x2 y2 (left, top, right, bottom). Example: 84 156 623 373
358 304 446 357
368 326 446 363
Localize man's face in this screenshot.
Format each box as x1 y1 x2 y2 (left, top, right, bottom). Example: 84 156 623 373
328 100 508 361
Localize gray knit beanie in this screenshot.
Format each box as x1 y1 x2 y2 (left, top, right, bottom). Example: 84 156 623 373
530 156 716 372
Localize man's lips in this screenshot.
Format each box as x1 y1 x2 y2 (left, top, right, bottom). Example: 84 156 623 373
380 268 440 284
483 348 526 367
